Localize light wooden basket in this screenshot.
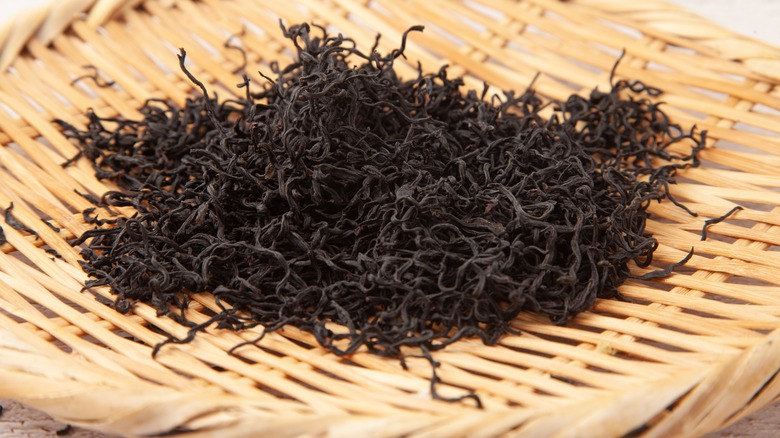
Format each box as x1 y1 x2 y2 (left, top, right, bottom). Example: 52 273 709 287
1 0 780 436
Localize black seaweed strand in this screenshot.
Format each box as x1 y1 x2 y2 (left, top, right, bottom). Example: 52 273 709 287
71 66 115 88
224 26 249 74
3 203 39 239
701 206 743 241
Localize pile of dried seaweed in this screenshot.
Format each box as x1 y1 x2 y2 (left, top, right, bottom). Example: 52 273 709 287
58 23 703 401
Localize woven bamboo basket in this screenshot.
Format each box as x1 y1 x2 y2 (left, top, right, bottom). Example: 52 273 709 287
1 0 780 436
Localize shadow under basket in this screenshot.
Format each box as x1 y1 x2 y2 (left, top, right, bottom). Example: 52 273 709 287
2 0 780 436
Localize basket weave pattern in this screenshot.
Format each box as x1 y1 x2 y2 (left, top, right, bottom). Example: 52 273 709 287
1 0 780 436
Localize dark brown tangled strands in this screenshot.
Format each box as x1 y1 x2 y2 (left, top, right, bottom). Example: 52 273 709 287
57 22 704 404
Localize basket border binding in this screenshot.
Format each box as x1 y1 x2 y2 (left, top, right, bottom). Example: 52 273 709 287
0 0 171 70
0 0 779 436
0 0 778 71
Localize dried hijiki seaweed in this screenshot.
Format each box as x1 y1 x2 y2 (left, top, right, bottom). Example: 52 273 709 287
58 23 704 404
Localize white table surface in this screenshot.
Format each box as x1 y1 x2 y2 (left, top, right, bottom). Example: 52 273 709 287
0 0 778 437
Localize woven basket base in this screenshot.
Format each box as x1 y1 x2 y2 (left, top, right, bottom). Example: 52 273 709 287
2 0 780 436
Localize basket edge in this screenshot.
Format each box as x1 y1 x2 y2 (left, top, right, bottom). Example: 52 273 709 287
0 0 778 73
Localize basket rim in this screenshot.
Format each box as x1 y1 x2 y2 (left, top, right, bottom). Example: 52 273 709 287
1 0 780 71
